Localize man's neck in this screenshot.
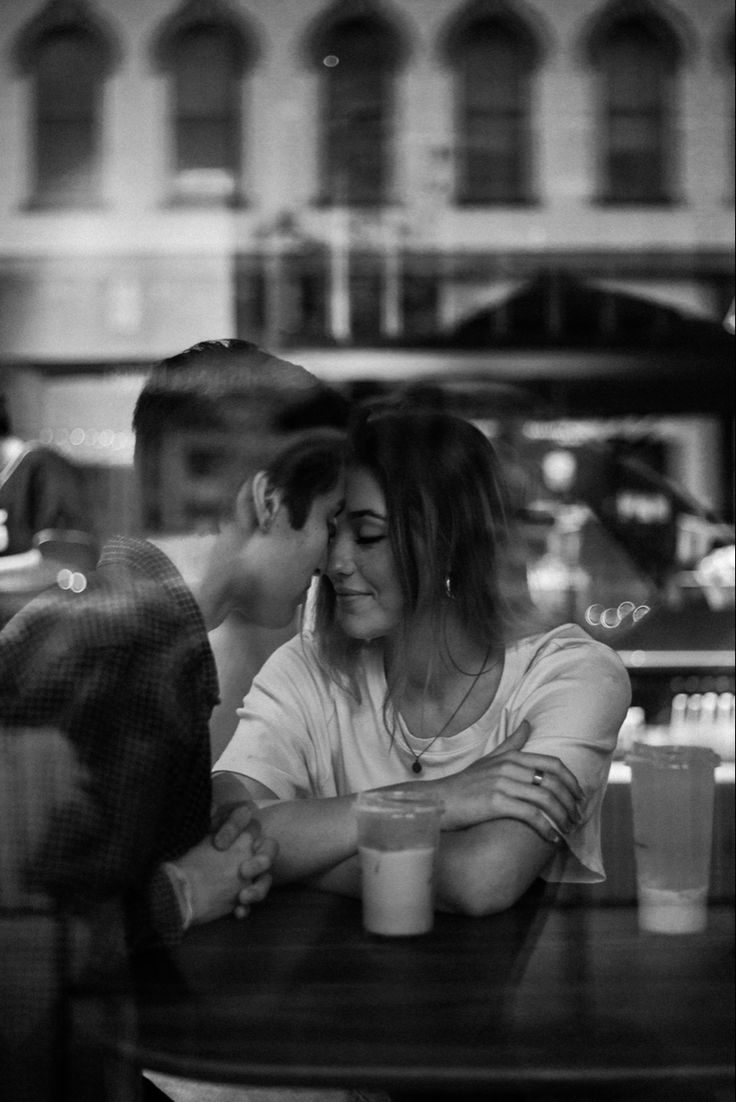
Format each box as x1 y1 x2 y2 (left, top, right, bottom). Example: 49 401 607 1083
147 533 219 627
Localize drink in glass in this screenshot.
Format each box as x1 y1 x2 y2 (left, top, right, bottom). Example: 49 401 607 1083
627 742 720 934
356 790 443 936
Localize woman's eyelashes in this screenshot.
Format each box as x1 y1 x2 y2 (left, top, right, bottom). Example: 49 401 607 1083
355 532 385 546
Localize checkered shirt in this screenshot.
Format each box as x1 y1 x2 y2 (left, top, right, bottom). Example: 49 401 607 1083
0 536 219 947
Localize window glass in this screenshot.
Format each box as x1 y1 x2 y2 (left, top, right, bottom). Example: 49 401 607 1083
170 25 241 202
454 22 533 204
599 22 672 203
321 19 393 205
33 26 103 206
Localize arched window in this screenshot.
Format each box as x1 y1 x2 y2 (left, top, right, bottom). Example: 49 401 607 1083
444 7 540 205
590 14 680 203
155 5 253 205
312 14 401 206
18 13 112 209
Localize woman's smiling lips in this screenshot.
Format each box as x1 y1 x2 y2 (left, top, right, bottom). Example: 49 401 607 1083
334 588 370 601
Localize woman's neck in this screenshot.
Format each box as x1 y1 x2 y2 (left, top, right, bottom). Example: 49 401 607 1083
385 614 498 700
385 619 503 742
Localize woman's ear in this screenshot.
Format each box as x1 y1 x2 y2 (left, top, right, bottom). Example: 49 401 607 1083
249 470 281 533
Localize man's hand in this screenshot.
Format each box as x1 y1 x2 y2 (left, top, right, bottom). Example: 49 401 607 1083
233 833 278 919
207 771 280 916
427 720 586 842
175 830 278 925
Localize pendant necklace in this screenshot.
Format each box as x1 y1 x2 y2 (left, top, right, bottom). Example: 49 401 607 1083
399 646 493 775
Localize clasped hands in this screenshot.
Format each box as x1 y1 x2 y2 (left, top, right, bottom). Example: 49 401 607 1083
173 783 278 926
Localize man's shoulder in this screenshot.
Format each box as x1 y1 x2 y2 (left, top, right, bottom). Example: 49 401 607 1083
0 569 181 657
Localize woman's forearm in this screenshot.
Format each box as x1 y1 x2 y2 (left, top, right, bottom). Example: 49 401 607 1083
252 794 361 884
306 855 362 897
433 818 558 916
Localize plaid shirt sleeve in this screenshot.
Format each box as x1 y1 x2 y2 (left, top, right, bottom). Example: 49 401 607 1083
0 578 213 948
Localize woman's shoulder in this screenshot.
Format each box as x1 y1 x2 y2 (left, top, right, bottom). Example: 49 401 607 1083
510 622 629 679
260 631 319 670
257 631 339 694
502 624 631 721
259 632 381 704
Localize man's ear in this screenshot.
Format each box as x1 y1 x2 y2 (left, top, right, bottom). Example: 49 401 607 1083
248 470 281 533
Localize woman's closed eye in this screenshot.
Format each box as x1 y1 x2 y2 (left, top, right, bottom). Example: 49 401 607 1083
355 532 386 546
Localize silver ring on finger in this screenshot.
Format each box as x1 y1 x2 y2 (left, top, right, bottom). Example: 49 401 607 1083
531 769 545 787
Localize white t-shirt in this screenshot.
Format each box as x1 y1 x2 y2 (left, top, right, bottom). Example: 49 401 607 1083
215 623 631 884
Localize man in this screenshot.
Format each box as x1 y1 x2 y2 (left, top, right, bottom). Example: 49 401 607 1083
0 339 348 1101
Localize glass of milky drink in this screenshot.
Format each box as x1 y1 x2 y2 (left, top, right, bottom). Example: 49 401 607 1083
356 790 444 937
627 742 721 934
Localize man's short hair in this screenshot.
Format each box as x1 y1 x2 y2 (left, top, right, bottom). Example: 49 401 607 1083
133 339 349 534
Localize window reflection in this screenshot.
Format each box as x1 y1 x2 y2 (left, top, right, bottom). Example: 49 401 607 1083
1 0 733 747
590 11 682 204
153 0 254 206
169 24 243 204
314 10 401 206
449 13 537 205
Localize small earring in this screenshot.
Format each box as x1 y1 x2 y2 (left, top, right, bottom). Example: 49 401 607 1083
444 575 455 600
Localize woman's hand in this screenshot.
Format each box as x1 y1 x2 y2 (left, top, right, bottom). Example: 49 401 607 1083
430 721 586 843
210 770 260 850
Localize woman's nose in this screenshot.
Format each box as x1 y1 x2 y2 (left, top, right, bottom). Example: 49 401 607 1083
326 532 354 577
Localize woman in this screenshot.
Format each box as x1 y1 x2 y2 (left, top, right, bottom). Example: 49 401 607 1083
213 408 631 914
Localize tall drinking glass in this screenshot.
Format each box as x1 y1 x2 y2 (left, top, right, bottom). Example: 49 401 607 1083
627 742 720 934
356 790 444 936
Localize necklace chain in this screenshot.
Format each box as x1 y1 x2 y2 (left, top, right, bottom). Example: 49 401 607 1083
399 646 494 775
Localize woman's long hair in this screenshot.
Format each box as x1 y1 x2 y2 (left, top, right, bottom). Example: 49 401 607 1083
313 407 535 703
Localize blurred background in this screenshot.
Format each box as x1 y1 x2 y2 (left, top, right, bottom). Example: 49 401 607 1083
0 0 734 745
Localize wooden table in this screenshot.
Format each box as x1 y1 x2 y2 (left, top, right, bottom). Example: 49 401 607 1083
102 884 735 1098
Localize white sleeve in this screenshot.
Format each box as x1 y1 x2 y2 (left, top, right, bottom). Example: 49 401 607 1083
212 636 335 800
504 628 631 883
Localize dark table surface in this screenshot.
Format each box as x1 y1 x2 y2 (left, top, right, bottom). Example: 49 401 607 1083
109 884 735 1098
